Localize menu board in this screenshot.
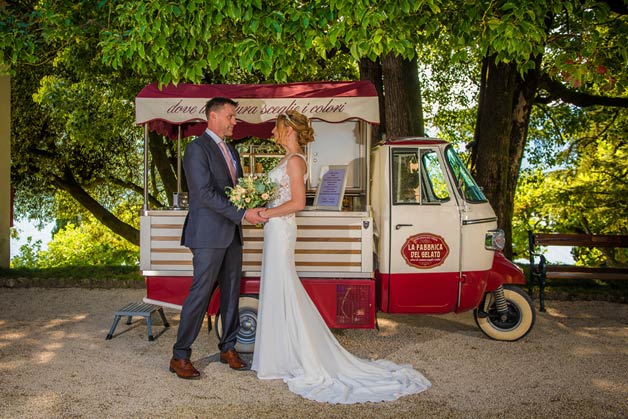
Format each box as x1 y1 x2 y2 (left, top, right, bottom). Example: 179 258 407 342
313 165 348 211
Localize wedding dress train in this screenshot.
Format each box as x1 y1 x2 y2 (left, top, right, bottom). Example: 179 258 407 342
251 154 431 404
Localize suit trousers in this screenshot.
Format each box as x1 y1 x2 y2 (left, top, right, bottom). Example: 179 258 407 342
173 230 242 360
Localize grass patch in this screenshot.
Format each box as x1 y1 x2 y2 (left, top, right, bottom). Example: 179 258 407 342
0 265 144 288
0 265 142 280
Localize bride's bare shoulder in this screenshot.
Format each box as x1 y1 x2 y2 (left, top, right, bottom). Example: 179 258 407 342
285 154 307 174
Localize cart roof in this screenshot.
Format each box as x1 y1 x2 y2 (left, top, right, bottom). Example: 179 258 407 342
135 81 380 140
384 137 448 146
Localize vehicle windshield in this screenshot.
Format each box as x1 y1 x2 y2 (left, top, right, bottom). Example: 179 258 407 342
444 146 487 203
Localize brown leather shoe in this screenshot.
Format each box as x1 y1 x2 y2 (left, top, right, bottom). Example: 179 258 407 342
220 349 247 370
169 358 201 379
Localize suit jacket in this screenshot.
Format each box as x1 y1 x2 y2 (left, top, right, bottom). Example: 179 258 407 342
180 131 245 248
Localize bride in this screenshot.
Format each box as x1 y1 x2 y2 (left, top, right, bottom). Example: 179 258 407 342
251 110 431 404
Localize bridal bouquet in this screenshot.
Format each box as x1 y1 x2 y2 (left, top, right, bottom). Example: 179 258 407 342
226 174 277 210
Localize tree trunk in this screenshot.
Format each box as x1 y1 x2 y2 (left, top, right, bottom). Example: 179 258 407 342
472 55 542 259
148 131 178 206
381 53 424 137
506 56 543 259
53 167 140 245
472 57 517 258
359 57 384 142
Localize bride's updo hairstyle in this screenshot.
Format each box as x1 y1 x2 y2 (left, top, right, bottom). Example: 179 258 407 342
278 110 315 146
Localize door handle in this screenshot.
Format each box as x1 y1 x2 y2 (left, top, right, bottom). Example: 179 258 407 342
395 224 413 230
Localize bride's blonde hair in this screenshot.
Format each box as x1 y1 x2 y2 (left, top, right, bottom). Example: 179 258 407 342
277 110 315 146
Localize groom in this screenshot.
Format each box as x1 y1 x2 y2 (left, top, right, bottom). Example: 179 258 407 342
170 97 266 379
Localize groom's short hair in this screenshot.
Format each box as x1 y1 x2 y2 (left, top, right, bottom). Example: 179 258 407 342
205 97 238 119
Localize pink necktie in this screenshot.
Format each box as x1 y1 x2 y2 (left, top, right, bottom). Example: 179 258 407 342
218 141 237 185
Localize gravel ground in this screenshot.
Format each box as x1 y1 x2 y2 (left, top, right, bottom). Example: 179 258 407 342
0 288 626 419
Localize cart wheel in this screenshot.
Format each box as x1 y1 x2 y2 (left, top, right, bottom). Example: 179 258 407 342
214 295 259 353
474 285 535 341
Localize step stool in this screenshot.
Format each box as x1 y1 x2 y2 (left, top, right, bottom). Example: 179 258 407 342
106 302 169 341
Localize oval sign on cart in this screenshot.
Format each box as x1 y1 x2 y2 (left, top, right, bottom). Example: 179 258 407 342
401 233 450 269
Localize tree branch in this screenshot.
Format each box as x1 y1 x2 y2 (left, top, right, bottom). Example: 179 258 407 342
536 73 628 108
600 0 628 15
51 168 140 245
108 177 163 209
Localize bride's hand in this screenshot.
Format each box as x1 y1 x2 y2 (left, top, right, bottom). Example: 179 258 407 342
245 208 267 224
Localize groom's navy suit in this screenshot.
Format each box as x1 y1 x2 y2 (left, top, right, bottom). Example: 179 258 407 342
173 129 245 360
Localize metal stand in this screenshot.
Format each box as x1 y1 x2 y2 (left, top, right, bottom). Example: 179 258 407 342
106 302 169 341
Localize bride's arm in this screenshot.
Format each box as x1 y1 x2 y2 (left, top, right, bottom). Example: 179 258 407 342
260 157 306 219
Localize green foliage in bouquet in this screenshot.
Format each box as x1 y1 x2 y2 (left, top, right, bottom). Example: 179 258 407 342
226 175 277 210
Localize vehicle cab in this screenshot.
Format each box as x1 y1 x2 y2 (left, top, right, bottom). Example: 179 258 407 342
371 138 532 341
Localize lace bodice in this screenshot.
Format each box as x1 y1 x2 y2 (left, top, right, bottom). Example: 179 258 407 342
267 154 307 211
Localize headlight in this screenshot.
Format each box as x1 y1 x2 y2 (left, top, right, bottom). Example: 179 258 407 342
485 229 505 250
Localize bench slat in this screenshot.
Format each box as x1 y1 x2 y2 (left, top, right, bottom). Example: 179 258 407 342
546 266 628 281
533 233 628 248
528 230 628 312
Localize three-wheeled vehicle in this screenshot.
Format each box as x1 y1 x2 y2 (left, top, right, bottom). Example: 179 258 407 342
136 81 535 352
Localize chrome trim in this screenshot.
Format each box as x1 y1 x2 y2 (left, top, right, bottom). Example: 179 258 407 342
177 126 182 194
143 297 182 310
456 279 463 309
142 270 192 276
142 270 374 279
245 271 374 279
143 123 149 211
462 217 498 226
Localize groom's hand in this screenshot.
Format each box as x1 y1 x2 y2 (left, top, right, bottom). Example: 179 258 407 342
244 208 267 224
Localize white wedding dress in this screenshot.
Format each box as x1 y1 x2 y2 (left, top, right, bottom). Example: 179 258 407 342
251 154 431 404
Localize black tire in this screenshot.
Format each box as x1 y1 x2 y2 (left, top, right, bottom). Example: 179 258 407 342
214 295 259 353
474 285 535 341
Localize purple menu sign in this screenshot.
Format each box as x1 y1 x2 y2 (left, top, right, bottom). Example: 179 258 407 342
315 166 347 210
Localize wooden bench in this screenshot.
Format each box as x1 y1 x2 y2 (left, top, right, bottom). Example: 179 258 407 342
527 231 628 312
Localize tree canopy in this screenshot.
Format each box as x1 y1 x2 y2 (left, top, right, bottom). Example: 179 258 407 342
1 0 627 266
434 0 628 257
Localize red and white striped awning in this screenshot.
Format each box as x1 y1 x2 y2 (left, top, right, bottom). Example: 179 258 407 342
135 81 379 140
